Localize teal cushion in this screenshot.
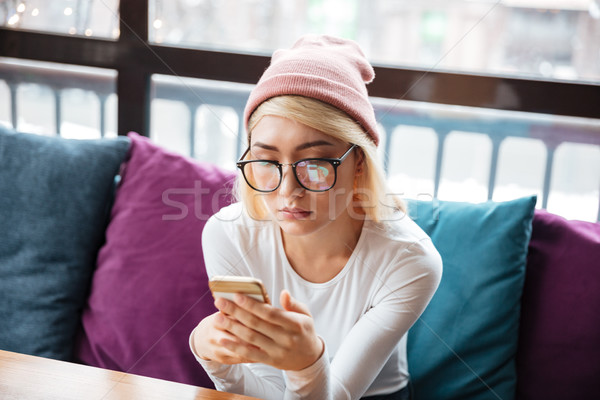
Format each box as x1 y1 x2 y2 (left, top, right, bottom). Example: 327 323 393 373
406 196 536 400
0 126 130 361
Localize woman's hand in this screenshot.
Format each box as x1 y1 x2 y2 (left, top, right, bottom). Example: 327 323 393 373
192 312 255 365
211 290 324 371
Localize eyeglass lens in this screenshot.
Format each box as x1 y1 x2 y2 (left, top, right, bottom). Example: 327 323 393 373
246 160 336 191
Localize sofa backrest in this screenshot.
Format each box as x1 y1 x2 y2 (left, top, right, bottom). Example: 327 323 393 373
2 127 598 399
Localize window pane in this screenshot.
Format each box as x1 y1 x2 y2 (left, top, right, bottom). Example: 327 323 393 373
194 104 239 166
16 82 55 135
387 126 438 200
1 0 120 39
148 0 600 83
150 74 250 171
0 80 10 127
0 57 117 138
547 143 600 221
493 137 546 204
438 132 493 203
61 88 101 139
150 98 191 156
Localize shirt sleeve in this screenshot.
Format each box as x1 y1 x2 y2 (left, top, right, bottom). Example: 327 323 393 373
332 237 442 399
201 212 245 277
284 237 442 400
189 325 286 400
195 212 288 399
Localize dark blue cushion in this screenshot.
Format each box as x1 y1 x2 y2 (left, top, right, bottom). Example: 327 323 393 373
406 196 536 400
0 126 130 361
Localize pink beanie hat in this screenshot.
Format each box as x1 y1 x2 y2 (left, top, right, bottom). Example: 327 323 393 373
244 34 379 146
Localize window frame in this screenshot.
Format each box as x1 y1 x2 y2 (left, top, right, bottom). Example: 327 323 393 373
1 0 599 137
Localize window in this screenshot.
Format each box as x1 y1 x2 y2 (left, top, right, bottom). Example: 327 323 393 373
148 0 600 82
1 0 120 38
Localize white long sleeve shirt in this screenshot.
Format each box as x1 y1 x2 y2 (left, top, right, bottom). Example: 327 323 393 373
190 202 442 400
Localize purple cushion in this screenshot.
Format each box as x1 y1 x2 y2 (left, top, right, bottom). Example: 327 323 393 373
75 132 236 387
516 210 600 400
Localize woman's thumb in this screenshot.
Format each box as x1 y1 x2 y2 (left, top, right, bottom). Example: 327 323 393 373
280 290 311 316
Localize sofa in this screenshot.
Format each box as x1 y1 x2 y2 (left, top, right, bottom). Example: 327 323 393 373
1 126 599 400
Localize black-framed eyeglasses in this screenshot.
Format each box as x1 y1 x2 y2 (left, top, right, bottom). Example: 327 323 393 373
237 144 358 192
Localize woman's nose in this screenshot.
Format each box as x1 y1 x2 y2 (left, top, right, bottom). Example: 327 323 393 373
278 165 304 198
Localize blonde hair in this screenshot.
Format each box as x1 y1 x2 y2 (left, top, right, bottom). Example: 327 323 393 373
235 95 405 223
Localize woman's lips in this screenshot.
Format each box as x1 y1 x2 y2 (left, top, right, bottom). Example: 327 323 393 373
279 208 312 220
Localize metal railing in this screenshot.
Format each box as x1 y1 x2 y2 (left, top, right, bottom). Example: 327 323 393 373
0 59 115 137
373 98 600 210
1 61 599 221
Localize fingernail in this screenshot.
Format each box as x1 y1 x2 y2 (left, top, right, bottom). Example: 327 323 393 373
215 297 227 308
234 293 245 304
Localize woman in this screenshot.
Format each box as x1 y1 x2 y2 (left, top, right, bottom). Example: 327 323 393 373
190 34 442 400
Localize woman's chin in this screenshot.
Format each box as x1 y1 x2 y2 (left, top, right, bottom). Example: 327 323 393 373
275 218 324 237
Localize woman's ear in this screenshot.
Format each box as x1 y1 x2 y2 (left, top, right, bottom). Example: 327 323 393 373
355 148 365 176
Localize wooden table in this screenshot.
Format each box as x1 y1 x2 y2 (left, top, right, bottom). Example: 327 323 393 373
0 350 258 400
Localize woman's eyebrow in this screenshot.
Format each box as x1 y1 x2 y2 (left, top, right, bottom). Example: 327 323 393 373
295 140 335 151
252 140 335 152
251 142 278 151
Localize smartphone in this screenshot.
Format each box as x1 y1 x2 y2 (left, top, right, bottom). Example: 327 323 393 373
209 275 271 304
